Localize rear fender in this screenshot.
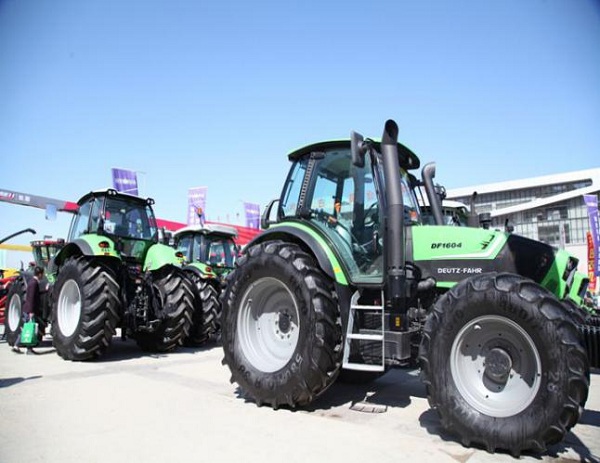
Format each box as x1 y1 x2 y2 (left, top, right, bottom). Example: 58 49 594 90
183 262 218 280
54 236 120 267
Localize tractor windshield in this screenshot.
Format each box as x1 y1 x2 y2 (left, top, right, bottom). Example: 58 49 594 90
69 194 157 242
103 197 157 240
206 237 237 268
177 233 237 268
374 159 421 225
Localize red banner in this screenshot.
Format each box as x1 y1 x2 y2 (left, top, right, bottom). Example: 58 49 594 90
588 232 596 292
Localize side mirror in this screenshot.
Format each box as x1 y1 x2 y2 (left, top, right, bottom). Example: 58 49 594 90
479 212 492 229
351 131 369 168
45 204 57 221
260 199 280 229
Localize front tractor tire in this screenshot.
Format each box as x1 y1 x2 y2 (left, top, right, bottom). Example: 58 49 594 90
419 272 589 456
134 267 193 352
51 257 120 361
4 279 26 346
183 272 221 347
221 240 343 408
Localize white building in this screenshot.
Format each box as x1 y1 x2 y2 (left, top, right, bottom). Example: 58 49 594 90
446 168 600 277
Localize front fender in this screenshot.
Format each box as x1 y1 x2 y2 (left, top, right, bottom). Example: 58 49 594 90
247 223 348 285
144 243 184 271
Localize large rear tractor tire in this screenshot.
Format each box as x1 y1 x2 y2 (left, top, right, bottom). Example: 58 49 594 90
221 240 343 408
182 273 221 347
4 279 25 346
419 273 589 456
134 267 193 352
51 257 120 361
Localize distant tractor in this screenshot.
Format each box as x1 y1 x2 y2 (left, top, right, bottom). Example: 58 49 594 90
173 224 239 345
220 120 590 456
49 189 194 360
3 230 64 345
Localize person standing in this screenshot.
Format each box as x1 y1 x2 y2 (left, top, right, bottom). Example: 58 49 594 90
12 266 45 354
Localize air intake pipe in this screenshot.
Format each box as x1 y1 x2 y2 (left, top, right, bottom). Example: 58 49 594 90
421 163 444 226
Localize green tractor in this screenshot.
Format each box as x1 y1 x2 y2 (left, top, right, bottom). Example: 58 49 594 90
172 224 239 346
50 189 194 360
220 120 589 456
4 234 65 346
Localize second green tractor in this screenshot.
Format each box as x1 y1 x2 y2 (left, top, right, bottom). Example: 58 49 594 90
49 189 194 360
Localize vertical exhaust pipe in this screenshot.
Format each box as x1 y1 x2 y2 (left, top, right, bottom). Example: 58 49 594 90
380 120 406 312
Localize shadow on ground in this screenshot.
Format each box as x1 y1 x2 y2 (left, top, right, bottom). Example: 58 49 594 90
0 375 43 388
232 366 427 412
91 336 221 363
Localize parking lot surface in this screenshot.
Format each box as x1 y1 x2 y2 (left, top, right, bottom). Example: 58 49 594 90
1 331 598 463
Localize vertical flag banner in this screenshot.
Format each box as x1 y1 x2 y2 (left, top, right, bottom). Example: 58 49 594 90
584 194 600 277
588 232 597 292
244 202 261 229
188 187 208 226
111 168 139 196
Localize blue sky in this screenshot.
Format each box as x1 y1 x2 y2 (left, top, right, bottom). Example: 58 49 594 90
1 0 598 266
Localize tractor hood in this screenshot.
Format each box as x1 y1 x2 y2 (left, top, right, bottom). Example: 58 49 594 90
412 225 578 299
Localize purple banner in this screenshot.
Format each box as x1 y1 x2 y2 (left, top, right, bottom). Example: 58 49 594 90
244 202 261 229
188 186 208 226
111 168 138 196
584 194 600 276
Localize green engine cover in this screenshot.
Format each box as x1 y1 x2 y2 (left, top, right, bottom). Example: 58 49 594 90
412 225 571 298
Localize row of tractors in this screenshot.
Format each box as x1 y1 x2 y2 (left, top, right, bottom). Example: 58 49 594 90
1 193 239 360
2 119 599 456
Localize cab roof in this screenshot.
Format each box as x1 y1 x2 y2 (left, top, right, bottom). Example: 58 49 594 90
173 223 238 238
76 188 154 206
287 139 420 170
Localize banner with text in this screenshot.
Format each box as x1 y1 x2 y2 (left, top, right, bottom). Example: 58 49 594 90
584 194 600 277
588 232 597 292
244 202 261 229
111 168 138 196
188 186 208 226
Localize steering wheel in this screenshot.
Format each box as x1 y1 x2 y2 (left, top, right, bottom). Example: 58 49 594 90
323 213 374 267
364 202 379 227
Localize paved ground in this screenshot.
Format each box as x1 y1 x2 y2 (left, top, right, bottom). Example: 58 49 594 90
0 331 598 463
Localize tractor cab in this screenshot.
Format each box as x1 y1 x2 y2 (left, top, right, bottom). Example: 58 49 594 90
31 239 65 269
272 140 421 285
174 224 239 280
68 189 158 261
30 238 65 284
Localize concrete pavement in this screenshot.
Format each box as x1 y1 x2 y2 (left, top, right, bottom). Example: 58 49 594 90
1 332 598 463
